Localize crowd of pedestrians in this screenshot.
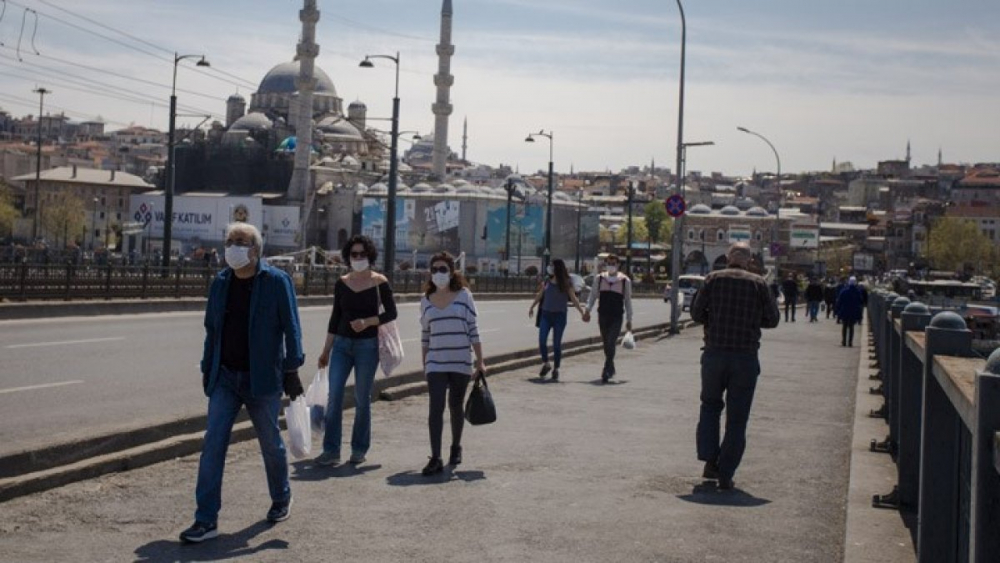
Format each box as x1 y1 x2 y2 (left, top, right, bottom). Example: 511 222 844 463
181 224 869 544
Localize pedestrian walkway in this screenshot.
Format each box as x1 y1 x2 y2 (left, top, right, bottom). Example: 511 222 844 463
0 317 881 562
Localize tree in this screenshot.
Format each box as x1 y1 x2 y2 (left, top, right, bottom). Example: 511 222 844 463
41 192 86 248
927 217 994 275
643 201 669 243
0 181 18 240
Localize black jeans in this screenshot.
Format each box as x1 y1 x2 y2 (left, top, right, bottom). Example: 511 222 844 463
427 372 471 459
598 315 623 374
842 321 856 346
784 298 797 322
696 350 761 481
825 301 835 319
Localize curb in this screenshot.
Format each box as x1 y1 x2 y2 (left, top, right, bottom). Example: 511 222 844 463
0 320 695 502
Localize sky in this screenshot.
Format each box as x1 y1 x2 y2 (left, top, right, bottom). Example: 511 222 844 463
0 0 998 177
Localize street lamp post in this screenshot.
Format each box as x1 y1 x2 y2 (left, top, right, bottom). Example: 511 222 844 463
626 180 635 276
361 52 401 282
575 188 584 273
163 53 209 268
91 197 98 250
737 126 782 266
668 0 687 335
32 87 51 242
525 130 554 273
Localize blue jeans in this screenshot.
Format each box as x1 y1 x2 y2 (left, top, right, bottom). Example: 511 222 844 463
696 350 761 481
195 366 289 524
807 301 820 321
538 310 568 368
323 337 379 457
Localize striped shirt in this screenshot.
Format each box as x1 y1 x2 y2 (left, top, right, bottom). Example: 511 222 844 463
420 289 481 375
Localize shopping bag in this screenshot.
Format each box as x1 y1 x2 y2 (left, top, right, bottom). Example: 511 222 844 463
304 369 328 407
622 331 636 350
284 397 312 459
464 371 497 426
375 283 404 376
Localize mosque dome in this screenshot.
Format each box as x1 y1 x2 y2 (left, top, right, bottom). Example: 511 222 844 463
456 185 479 195
317 116 363 139
258 61 337 96
720 205 740 215
228 112 273 131
411 182 433 193
746 206 769 217
434 184 456 194
368 183 388 195
689 204 711 214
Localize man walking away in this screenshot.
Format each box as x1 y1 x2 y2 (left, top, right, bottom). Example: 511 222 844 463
691 243 780 490
805 277 823 322
180 223 305 543
836 276 864 347
780 273 799 322
823 279 838 320
583 254 633 383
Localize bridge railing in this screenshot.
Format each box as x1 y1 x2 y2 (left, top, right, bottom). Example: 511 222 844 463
867 290 1000 563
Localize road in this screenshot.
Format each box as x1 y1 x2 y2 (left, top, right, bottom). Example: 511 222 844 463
0 298 677 455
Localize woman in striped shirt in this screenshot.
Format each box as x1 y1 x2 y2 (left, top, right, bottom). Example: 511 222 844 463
419 251 486 475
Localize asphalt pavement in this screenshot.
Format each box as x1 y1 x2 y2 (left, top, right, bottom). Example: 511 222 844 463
0 298 674 456
0 312 875 562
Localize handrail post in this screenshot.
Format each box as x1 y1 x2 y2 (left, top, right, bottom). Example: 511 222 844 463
897 302 932 510
888 297 911 450
917 311 973 562
971 352 1000 563
64 262 74 301
141 264 149 299
19 260 28 300
104 263 112 300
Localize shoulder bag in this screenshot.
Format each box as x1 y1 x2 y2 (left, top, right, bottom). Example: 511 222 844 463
375 281 404 376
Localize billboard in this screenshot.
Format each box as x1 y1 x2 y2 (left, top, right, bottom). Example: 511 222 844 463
853 252 875 272
728 225 752 243
128 195 263 248
790 224 820 249
262 205 301 248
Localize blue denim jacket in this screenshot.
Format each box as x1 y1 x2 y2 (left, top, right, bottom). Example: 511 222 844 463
200 260 305 398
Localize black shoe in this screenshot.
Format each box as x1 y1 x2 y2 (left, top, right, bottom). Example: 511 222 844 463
539 364 551 378
179 521 218 543
842 341 847 347
449 445 462 466
601 369 609 383
702 460 720 480
266 497 292 522
422 457 444 476
551 369 559 382
718 477 735 490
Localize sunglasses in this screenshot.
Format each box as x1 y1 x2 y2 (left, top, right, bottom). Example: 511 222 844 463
350 251 367 259
430 266 450 274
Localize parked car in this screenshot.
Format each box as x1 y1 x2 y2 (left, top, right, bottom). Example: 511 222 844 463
677 274 705 311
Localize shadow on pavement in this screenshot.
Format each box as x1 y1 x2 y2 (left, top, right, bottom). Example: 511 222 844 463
386 469 486 487
676 482 772 507
583 379 628 386
289 461 383 481
133 520 286 562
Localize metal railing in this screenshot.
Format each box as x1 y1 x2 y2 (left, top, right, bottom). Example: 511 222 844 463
867 290 1000 563
0 263 668 301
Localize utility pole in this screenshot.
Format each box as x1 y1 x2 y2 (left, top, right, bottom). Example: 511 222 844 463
32 87 51 241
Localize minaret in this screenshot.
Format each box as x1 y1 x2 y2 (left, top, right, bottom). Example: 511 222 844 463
287 0 319 206
461 116 468 162
431 0 455 180
938 148 942 167
905 140 911 164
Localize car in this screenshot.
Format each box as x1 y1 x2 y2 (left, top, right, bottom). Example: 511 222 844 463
677 275 706 311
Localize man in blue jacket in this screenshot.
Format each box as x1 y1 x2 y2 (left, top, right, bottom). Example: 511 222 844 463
836 276 865 347
180 223 305 543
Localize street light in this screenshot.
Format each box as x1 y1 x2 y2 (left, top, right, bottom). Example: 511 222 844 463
360 52 401 282
91 197 98 250
626 180 636 276
163 53 209 269
575 188 584 273
525 130 554 273
736 126 782 254
32 87 51 242
669 0 687 335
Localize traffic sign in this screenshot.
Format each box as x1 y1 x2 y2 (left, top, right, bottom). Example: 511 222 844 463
665 194 686 218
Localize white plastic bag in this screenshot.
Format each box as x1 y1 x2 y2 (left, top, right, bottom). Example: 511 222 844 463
304 369 328 407
284 397 312 460
378 321 405 377
622 331 636 350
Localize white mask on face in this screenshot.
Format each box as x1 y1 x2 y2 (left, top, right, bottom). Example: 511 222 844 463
225 245 252 270
546 265 554 275
606 265 618 275
432 272 451 288
351 258 369 272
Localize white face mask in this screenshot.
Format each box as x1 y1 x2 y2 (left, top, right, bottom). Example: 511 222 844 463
606 265 618 275
351 258 369 272
546 265 554 275
432 272 451 288
225 245 252 270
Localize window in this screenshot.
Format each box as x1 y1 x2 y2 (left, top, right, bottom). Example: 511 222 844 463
118 198 124 208
688 229 695 241
699 230 705 241
99 212 105 219
717 230 725 242
755 231 763 241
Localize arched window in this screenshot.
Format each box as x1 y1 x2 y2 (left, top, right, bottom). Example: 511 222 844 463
755 231 763 241
699 229 705 241
688 229 696 241
717 229 725 242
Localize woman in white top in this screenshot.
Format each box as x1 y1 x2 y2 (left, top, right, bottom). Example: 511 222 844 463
420 251 486 475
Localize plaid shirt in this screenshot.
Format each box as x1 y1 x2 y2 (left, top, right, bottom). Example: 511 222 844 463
691 266 780 353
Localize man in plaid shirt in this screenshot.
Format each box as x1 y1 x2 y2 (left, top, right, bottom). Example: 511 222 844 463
690 243 779 490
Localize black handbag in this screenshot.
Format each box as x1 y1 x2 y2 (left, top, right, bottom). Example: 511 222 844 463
464 371 497 425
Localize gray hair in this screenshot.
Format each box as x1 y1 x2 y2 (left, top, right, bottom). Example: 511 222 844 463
726 242 752 267
225 222 264 253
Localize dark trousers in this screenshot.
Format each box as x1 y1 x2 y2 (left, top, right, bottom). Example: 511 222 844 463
598 314 623 374
696 350 761 481
842 321 856 346
784 298 797 322
426 372 471 459
825 301 835 319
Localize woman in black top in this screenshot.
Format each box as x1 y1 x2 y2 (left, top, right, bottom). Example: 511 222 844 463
314 235 397 466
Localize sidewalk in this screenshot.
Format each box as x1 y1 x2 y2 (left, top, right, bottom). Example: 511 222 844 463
1 317 871 562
